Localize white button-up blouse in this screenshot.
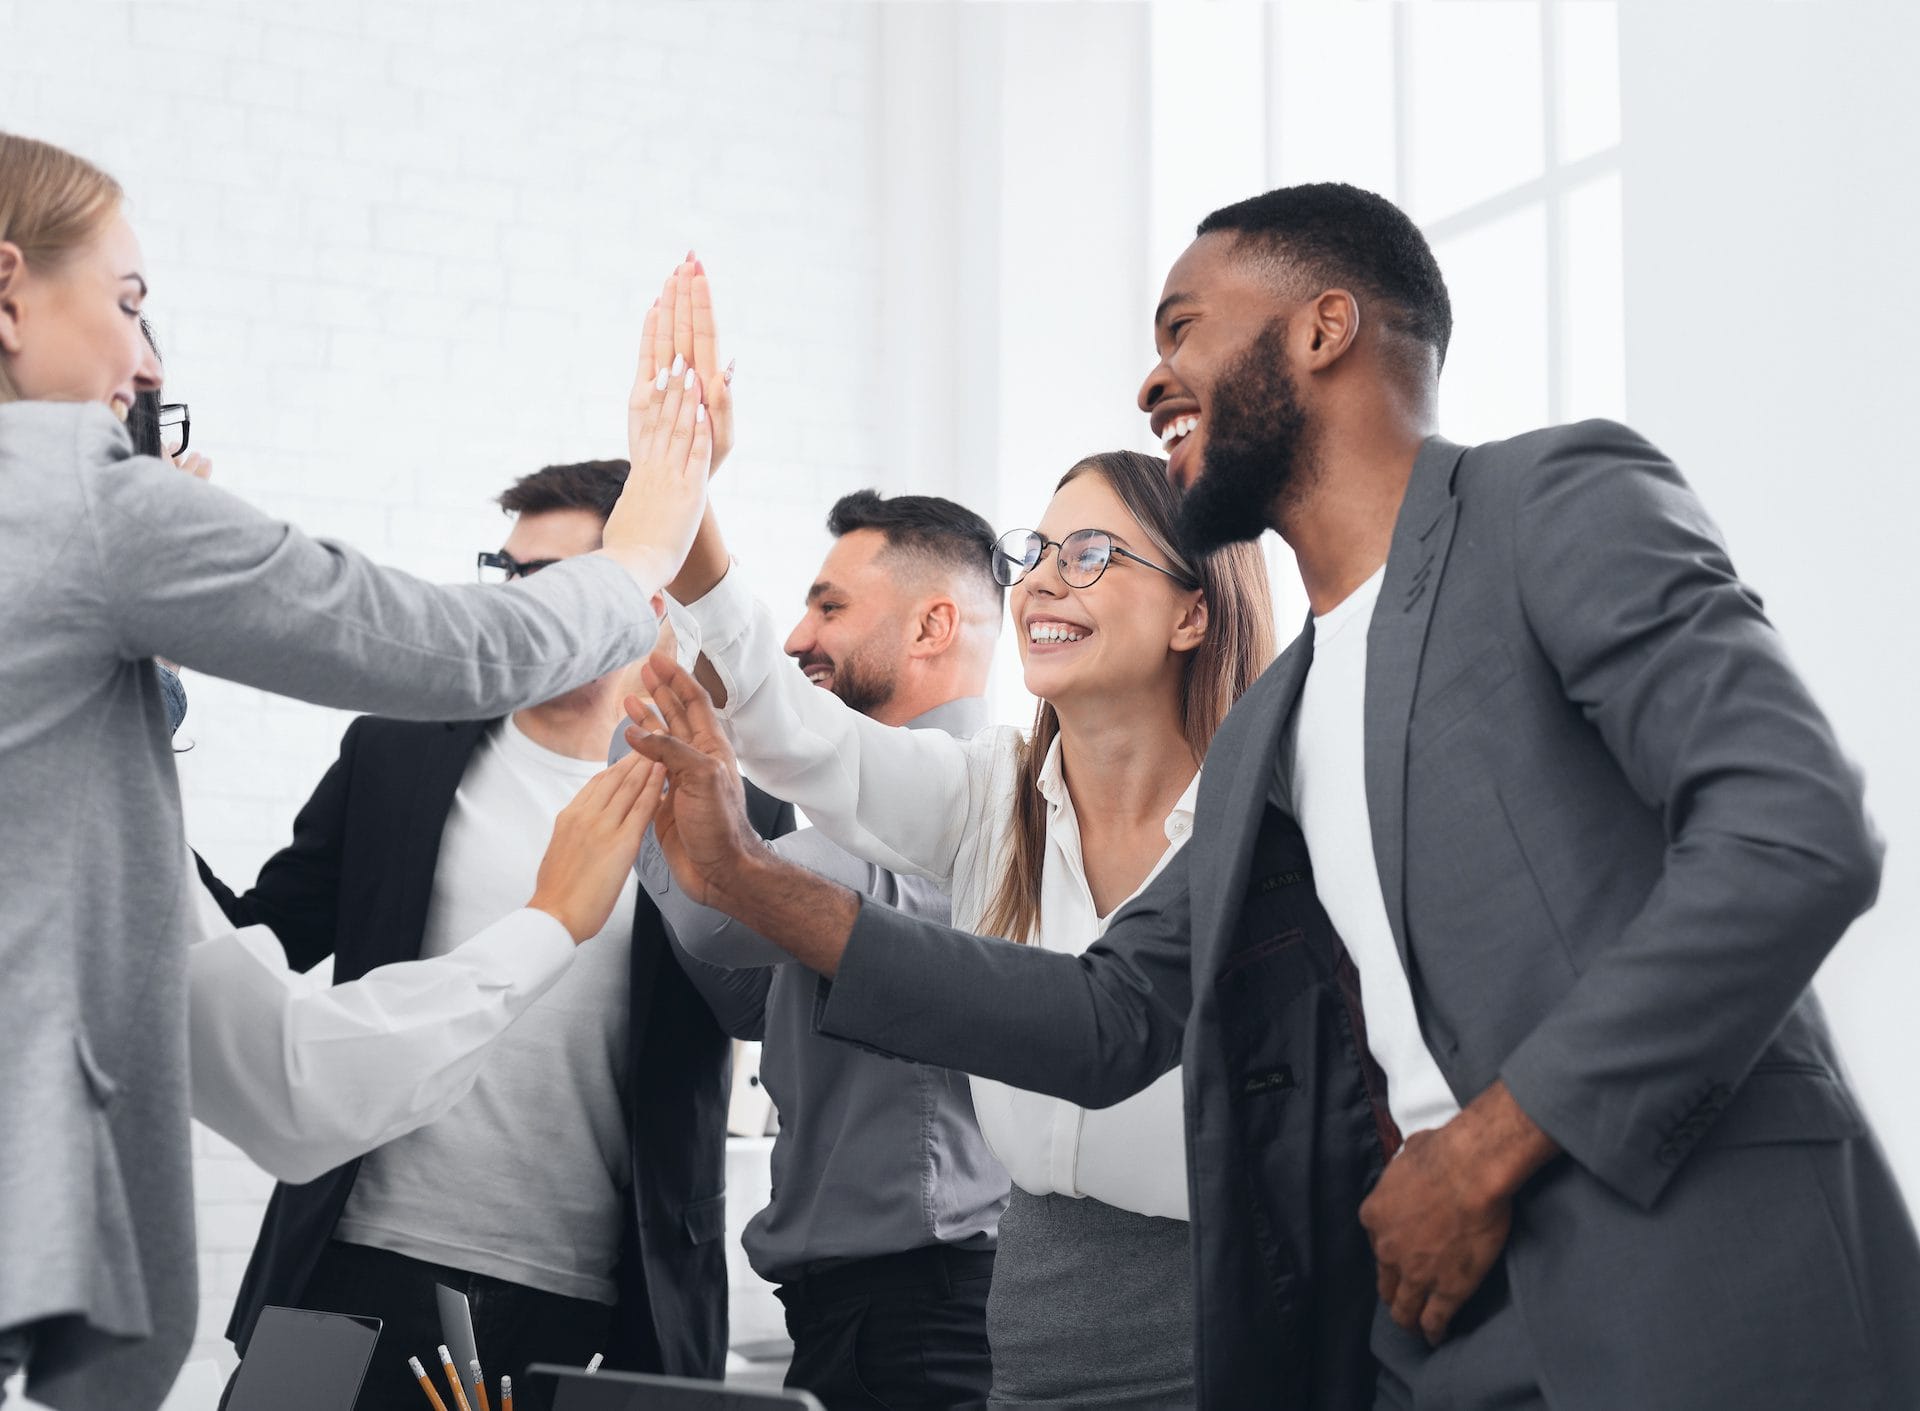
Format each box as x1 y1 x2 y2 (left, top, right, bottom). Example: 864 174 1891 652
680 566 1196 1220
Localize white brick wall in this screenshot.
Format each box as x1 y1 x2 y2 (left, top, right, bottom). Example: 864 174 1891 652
4 0 887 1372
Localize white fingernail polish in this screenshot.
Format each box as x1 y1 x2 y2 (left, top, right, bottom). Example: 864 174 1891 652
671 353 686 377
684 367 697 391
696 402 707 424
655 368 670 392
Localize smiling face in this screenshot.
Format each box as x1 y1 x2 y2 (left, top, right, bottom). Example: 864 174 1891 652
1138 233 1321 555
1013 470 1206 710
0 210 161 419
783 528 907 718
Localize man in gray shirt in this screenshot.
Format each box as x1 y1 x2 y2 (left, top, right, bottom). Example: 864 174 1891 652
635 490 1009 1411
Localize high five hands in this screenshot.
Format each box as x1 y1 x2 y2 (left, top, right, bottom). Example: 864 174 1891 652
597 252 735 597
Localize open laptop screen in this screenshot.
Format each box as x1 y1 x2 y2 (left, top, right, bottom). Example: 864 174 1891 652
525 1364 825 1411
225 1306 381 1411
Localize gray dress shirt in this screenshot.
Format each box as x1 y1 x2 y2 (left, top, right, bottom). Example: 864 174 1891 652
636 696 1009 1284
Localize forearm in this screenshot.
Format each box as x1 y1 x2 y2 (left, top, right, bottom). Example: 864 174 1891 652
707 847 861 977
667 505 730 606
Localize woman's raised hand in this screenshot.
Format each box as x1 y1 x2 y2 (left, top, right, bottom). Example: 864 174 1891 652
599 267 714 594
526 752 668 942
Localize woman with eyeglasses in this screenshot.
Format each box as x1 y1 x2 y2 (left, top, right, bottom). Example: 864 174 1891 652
0 131 711 1411
654 445 1274 1409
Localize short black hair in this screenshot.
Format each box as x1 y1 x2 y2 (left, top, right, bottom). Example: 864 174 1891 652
496 459 630 519
827 489 1002 600
1198 183 1452 368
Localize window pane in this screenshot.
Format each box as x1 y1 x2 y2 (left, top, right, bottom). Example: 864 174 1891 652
1407 1 1544 222
1566 171 1626 422
1433 204 1550 444
1271 1 1397 200
1557 1 1621 163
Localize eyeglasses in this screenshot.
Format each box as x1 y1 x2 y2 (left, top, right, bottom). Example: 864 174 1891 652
991 527 1198 591
477 549 562 584
158 403 190 456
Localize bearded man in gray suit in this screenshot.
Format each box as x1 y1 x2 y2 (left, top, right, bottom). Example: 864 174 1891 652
630 183 1920 1411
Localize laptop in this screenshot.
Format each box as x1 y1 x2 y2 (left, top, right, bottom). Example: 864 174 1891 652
525 1364 826 1411
224 1306 381 1411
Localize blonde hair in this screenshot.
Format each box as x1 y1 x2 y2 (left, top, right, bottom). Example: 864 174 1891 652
979 451 1277 943
0 132 124 402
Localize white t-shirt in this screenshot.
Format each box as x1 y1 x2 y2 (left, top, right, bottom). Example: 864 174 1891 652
1289 567 1461 1140
336 715 637 1304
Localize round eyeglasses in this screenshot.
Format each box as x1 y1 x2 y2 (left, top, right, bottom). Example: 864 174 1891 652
477 550 562 584
991 527 1198 591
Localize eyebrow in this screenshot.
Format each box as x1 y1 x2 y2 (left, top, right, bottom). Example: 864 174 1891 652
805 580 844 604
1153 291 1195 328
121 274 148 296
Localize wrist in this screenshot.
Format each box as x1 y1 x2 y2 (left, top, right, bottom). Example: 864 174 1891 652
706 837 779 918
1453 1080 1560 1203
526 896 589 944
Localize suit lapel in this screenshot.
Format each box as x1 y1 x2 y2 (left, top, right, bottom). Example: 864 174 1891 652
1364 437 1467 974
1193 625 1313 977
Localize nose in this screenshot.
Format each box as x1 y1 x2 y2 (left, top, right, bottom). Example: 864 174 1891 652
1138 357 1173 416
1024 543 1068 598
134 341 163 392
783 614 812 659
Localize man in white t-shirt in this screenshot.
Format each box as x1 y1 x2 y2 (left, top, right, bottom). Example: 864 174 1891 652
198 460 792 1411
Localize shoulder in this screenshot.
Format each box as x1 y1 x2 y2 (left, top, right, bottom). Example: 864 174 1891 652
0 401 143 514
345 715 491 757
1457 419 1676 496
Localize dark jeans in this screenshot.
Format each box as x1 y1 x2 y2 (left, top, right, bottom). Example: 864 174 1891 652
777 1245 994 1411
277 1240 614 1411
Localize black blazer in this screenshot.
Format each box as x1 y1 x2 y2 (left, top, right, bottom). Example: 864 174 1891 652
200 715 793 1378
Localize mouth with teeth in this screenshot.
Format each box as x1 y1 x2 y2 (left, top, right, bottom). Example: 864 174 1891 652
110 394 132 423
800 658 834 688
1156 410 1202 486
1026 617 1091 651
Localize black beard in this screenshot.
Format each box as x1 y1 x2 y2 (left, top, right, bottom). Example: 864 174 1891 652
828 647 897 718
1174 318 1316 559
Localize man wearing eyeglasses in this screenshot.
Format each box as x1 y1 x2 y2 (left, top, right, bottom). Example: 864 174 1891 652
197 459 794 1411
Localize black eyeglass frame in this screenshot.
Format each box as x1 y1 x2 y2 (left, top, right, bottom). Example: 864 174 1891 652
157 402 190 456
477 549 562 582
992 527 1199 591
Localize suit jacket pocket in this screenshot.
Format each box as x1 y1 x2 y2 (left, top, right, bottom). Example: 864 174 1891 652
1409 640 1517 748
1701 1065 1865 1150
680 1192 728 1246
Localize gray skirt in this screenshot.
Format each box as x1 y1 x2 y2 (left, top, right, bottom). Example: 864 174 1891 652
986 1188 1196 1410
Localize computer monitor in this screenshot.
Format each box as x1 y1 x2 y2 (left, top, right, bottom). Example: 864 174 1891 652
224 1306 381 1411
525 1364 826 1411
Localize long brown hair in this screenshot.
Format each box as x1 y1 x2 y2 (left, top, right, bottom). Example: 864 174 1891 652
0 132 123 403
979 450 1276 942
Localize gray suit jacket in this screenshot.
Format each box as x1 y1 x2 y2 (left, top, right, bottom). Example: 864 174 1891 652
811 422 1920 1409
0 402 659 1411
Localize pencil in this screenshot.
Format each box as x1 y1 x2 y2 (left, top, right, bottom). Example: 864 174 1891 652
470 1357 493 1411
585 1352 603 1374
438 1345 475 1411
500 1373 514 1411
409 1356 451 1411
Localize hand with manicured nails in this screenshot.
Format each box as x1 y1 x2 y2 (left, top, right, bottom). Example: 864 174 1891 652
526 752 669 942
598 272 713 594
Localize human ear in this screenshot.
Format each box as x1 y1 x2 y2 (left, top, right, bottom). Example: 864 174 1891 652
911 597 959 658
1303 288 1360 372
1170 592 1210 655
0 243 26 356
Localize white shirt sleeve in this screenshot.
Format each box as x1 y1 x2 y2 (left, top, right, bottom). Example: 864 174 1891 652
682 562 1005 888
186 861 575 1183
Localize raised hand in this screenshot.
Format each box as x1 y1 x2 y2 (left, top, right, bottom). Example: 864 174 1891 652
684 255 735 470
599 277 713 595
623 657 757 907
527 752 668 941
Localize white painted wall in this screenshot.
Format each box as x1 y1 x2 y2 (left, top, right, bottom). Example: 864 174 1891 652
1618 0 1920 1204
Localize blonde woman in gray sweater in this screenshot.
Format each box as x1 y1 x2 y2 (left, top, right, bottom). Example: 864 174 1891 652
0 131 710 1411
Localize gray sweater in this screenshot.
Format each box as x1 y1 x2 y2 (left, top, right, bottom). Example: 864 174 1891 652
0 401 658 1411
